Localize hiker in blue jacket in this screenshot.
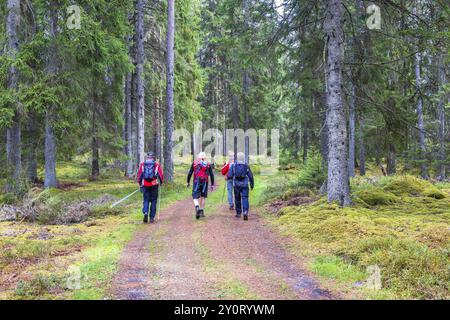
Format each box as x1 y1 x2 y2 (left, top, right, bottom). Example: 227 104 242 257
227 152 254 220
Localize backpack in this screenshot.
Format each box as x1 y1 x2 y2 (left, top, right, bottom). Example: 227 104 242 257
233 163 248 180
194 160 210 182
143 159 157 182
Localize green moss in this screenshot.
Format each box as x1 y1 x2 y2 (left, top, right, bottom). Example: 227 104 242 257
281 187 314 200
383 175 432 196
269 182 450 299
422 187 446 199
353 187 399 206
351 237 449 299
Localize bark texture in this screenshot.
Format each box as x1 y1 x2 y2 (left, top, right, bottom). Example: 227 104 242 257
358 115 366 176
324 0 351 206
348 81 356 177
44 3 58 188
135 0 146 165
164 0 175 182
415 50 428 179
436 54 447 180
6 0 22 192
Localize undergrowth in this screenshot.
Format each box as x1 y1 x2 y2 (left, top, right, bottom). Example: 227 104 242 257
265 174 450 299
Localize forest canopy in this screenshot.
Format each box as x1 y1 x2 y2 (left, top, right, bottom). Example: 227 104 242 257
0 0 448 203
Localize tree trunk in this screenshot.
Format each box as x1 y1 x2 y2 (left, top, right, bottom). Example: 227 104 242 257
414 50 428 179
44 3 58 188
324 0 351 206
91 91 100 179
131 69 138 174
243 0 250 163
232 93 239 130
153 97 161 160
243 70 250 163
124 71 133 177
358 115 366 176
413 3 428 180
302 120 308 163
387 142 396 175
436 54 447 180
26 115 38 183
164 0 175 182
348 80 356 177
135 0 146 165
44 112 58 187
5 0 22 192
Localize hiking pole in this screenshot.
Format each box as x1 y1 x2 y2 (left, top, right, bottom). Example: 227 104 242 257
110 188 140 208
222 180 226 203
157 184 162 221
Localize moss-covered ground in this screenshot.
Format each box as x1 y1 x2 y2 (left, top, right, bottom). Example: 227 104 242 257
0 163 191 299
262 171 449 299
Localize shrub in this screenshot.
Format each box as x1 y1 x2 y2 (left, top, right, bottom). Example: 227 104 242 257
15 274 62 299
0 192 18 205
296 150 326 190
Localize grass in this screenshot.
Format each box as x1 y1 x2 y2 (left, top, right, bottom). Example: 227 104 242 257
0 163 191 300
261 174 450 299
70 222 137 299
311 256 366 283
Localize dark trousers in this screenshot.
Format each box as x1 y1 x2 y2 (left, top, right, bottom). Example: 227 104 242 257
142 185 159 219
234 185 249 215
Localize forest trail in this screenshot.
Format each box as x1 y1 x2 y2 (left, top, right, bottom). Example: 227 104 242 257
110 188 334 300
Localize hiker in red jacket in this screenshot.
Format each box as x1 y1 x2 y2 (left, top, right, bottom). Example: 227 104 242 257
187 152 215 219
137 152 164 223
221 151 235 210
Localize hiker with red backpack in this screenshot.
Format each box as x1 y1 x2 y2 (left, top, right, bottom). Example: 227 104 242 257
187 152 215 219
227 152 254 220
137 152 164 223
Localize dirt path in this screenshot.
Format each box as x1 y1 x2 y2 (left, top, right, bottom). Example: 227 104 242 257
111 191 334 300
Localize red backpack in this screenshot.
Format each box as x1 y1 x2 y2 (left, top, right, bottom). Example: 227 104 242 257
193 160 210 182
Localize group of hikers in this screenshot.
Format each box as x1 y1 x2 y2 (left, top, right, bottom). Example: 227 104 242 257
137 150 254 223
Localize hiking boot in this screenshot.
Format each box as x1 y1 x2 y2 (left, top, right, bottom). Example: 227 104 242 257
150 217 155 223
200 209 205 218
229 205 234 210
143 215 148 223
235 213 241 218
195 206 201 220
243 211 248 221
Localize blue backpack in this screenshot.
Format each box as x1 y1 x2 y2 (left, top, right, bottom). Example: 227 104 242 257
233 163 248 180
143 160 156 182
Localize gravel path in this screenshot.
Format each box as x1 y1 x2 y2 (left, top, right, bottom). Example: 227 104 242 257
111 190 334 300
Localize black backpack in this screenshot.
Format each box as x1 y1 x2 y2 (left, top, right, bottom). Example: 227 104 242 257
143 160 157 182
233 163 248 180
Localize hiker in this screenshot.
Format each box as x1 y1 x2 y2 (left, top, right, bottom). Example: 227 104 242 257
227 152 254 220
187 152 215 219
137 152 164 223
221 151 235 210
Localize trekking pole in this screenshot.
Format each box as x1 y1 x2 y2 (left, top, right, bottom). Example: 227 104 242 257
157 184 162 221
110 188 140 208
222 180 226 203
